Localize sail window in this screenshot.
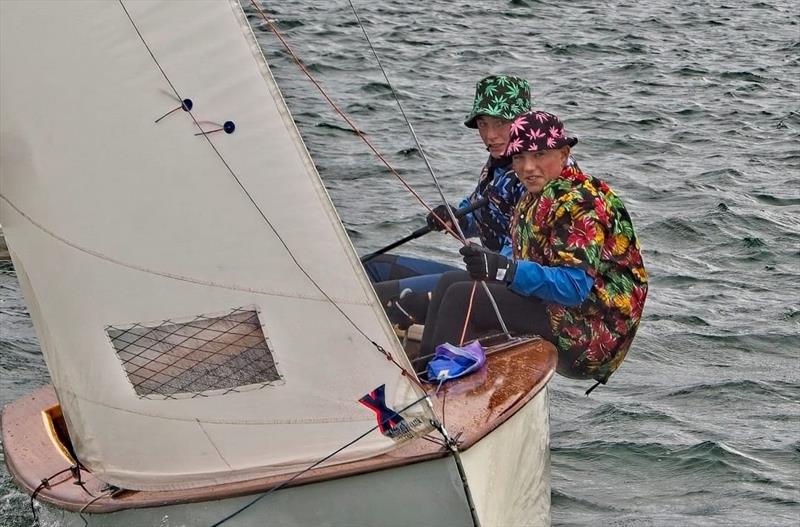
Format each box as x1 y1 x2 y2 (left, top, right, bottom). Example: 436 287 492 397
106 307 280 399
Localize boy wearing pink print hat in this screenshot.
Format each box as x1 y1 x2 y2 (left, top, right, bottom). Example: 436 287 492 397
368 75 536 330
422 111 648 387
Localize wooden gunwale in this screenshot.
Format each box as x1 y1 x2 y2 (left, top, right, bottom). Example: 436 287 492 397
2 337 556 513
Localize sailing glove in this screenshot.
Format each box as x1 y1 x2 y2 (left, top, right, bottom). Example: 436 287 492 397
426 204 468 232
459 243 516 283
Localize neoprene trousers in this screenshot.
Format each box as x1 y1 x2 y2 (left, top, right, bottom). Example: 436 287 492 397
418 271 553 360
365 254 460 325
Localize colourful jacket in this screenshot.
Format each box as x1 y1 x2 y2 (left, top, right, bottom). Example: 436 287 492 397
459 156 526 256
511 165 648 382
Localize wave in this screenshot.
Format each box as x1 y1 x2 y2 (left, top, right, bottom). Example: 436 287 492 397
720 70 769 82
543 41 642 56
646 313 711 326
550 488 619 513
585 403 680 425
314 122 364 136
552 440 787 481
665 379 799 402
359 81 393 94
753 193 800 206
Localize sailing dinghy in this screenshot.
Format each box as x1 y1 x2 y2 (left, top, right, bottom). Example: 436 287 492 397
0 1 557 525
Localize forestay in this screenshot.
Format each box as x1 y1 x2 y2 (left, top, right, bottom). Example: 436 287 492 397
0 0 431 491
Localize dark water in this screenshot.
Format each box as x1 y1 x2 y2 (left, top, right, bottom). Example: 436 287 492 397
2 1 799 525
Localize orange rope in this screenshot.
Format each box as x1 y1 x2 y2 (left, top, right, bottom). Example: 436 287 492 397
248 0 464 243
458 281 478 346
247 3 507 393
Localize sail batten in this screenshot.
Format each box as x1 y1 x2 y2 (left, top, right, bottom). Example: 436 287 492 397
0 0 428 491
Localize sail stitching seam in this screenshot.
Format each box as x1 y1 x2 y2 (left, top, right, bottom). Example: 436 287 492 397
0 194 366 305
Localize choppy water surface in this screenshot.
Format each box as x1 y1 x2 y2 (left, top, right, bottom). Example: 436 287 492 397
2 1 798 525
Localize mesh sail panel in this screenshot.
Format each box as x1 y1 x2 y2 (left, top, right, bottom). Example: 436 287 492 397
107 307 280 399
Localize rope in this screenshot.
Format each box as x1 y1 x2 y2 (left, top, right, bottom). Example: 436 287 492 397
247 0 461 241
209 393 434 527
345 0 510 337
78 489 116 527
459 281 478 346
29 464 85 525
117 0 423 389
251 0 511 353
346 0 466 242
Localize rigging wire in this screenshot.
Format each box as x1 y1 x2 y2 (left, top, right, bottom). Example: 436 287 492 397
341 9 497 521
249 0 510 338
117 0 424 389
346 0 510 339
246 0 462 242
346 1 466 241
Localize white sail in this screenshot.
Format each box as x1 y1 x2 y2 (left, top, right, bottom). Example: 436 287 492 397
0 0 431 491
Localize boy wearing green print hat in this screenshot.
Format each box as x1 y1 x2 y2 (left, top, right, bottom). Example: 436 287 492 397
464 74 533 128
367 75 534 333
425 74 533 253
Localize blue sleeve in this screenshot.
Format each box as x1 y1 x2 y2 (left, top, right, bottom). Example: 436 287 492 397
500 241 513 259
508 260 593 307
457 196 480 239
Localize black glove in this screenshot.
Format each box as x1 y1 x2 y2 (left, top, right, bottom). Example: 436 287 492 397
459 243 516 282
426 204 468 232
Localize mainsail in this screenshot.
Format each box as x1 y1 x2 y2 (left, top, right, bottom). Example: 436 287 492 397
0 0 431 491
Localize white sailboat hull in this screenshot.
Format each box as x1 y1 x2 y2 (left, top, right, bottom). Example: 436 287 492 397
462 386 551 526
39 387 550 527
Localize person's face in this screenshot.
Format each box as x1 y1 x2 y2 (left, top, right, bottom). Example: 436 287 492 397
476 116 512 158
512 146 570 194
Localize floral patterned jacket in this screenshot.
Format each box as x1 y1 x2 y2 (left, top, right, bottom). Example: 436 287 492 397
511 165 648 383
459 156 579 256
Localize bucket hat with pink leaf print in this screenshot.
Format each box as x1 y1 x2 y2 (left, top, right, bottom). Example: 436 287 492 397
504 110 578 156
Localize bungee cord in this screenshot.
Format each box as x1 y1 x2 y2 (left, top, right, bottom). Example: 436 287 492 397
29 464 91 525
460 281 479 346
77 488 119 527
